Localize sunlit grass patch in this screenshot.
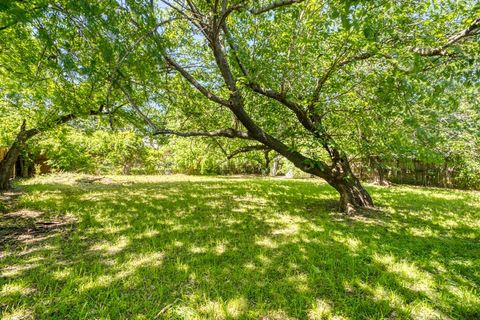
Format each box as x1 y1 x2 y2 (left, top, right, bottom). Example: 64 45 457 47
0 174 479 319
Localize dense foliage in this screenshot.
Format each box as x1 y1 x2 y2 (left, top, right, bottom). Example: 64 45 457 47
1 0 479 204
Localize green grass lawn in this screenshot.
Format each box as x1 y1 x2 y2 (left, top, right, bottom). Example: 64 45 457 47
0 174 479 319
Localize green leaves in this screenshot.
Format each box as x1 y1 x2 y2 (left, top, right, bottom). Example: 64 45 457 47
363 25 377 41
0 0 479 185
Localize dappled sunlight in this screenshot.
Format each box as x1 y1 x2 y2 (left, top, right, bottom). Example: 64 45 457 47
135 228 160 239
356 281 409 315
182 296 250 319
260 309 295 320
445 284 480 307
1 175 478 318
285 273 310 293
213 241 228 255
0 307 33 320
4 209 43 219
226 297 249 318
255 236 278 249
189 245 208 254
407 225 437 238
410 303 448 320
0 282 35 298
269 214 306 236
78 252 164 292
51 268 73 281
332 235 362 253
90 236 130 256
200 299 227 319
1 261 41 278
255 254 273 268
373 253 435 294
168 305 201 319
307 298 348 320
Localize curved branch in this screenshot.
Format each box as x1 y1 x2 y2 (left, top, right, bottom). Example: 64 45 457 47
215 2 247 36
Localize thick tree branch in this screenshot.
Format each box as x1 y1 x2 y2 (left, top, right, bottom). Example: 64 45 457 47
246 81 339 160
222 24 250 78
337 52 374 67
215 2 246 36
212 0 305 20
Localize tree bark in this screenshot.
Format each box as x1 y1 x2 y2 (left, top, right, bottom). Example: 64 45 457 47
325 156 374 214
0 121 39 190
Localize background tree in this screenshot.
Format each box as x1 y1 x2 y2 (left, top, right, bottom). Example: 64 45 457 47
0 1 130 189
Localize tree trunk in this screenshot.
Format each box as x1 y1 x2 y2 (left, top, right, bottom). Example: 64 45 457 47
263 150 271 176
0 140 23 190
123 162 131 175
326 158 374 214
270 156 280 177
370 156 389 186
0 112 99 190
19 155 30 178
0 121 39 191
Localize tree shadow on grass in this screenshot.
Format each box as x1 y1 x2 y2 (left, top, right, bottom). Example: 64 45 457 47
1 177 479 319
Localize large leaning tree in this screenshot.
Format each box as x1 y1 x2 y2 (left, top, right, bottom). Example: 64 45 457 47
61 0 479 213
2 1 479 212
0 1 131 190
95 0 478 213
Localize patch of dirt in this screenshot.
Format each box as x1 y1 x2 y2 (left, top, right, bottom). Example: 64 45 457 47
5 209 44 219
1 216 75 248
0 190 23 211
0 189 76 249
75 176 104 184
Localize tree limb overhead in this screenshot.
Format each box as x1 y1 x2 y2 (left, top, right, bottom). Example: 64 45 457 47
413 17 480 56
